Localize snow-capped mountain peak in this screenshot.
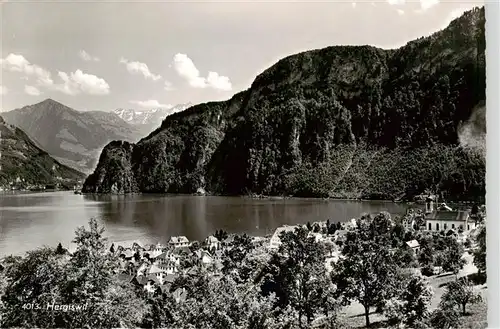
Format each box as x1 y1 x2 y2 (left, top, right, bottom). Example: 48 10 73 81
113 102 193 127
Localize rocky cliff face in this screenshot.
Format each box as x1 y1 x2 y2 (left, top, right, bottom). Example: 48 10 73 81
84 7 486 201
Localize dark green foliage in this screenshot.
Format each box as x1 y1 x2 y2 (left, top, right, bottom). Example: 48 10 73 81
440 277 482 315
55 242 66 255
0 218 148 328
430 307 460 329
214 229 229 242
473 224 486 276
332 212 403 327
259 227 338 328
416 232 466 275
84 8 485 202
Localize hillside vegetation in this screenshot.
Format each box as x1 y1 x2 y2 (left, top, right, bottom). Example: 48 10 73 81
0 116 86 187
2 99 143 174
84 7 485 201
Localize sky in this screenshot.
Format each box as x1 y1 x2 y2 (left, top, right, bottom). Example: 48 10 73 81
0 0 484 113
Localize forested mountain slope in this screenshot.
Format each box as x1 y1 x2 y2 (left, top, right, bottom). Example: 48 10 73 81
84 7 485 201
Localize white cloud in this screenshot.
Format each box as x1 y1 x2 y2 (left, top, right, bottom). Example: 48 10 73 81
0 85 7 95
0 53 54 87
164 80 175 91
387 0 405 5
207 71 232 91
172 53 206 88
130 100 172 109
119 57 162 81
56 69 110 96
79 50 100 62
24 85 42 96
0 53 109 96
172 53 233 91
420 0 439 10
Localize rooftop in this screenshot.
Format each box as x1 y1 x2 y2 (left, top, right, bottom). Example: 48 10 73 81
169 236 189 244
405 240 420 248
426 210 469 222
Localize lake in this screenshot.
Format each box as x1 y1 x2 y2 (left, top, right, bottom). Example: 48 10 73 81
0 191 410 257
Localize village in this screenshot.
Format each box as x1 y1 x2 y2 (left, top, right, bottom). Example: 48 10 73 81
112 196 484 302
0 194 487 329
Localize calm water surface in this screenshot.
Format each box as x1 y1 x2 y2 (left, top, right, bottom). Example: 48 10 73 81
0 191 409 256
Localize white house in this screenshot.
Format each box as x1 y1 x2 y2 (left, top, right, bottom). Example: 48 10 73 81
333 230 348 244
156 251 181 266
169 236 190 248
149 261 178 280
204 235 221 250
268 225 298 249
150 243 167 258
195 250 214 265
425 209 475 232
307 232 325 243
405 240 420 253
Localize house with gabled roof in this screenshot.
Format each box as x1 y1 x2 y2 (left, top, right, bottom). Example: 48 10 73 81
204 235 221 250
194 249 214 265
405 240 420 253
425 206 475 232
150 243 167 258
119 249 135 260
169 236 190 248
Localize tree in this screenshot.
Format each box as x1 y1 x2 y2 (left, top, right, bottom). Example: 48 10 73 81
55 242 66 255
332 212 402 327
189 241 201 253
260 227 338 328
214 229 229 242
0 247 67 328
393 246 418 268
306 221 313 231
59 218 149 328
440 277 482 315
384 274 433 326
473 224 486 277
327 221 338 235
173 274 279 329
222 234 254 281
441 237 466 275
141 289 179 328
134 251 141 263
430 306 460 329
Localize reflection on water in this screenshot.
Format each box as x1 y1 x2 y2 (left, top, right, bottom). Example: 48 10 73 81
0 191 410 256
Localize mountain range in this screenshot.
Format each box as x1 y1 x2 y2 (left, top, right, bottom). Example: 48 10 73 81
113 103 193 134
0 116 85 188
83 7 486 201
1 99 144 174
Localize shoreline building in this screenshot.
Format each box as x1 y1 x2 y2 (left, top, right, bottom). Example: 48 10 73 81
424 196 476 232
